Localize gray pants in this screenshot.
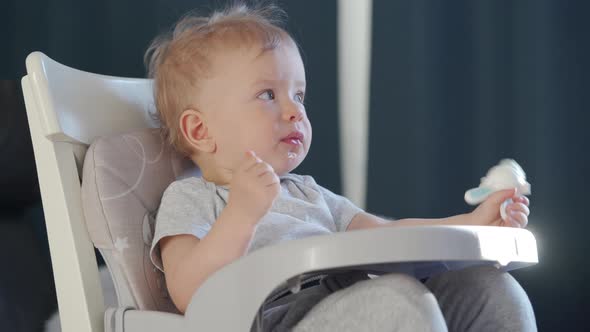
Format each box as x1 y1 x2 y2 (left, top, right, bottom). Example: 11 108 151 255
259 266 537 332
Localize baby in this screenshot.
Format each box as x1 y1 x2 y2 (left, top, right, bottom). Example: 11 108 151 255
147 2 536 331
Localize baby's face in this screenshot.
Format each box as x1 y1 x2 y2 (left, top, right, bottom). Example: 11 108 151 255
198 40 311 176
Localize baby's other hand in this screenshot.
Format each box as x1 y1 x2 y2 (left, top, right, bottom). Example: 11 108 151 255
227 151 280 222
470 188 530 228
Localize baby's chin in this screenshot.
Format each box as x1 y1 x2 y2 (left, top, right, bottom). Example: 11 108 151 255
273 153 306 175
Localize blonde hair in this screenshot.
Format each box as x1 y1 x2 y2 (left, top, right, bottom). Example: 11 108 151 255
144 1 292 156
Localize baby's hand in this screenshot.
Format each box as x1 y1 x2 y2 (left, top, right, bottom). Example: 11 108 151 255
227 151 280 223
469 188 531 228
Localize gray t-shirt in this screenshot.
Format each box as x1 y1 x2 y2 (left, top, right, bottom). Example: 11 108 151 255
150 173 363 272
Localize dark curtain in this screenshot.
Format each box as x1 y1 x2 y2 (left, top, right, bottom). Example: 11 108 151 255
369 0 589 330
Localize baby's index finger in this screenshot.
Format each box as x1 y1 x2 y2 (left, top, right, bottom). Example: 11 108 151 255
248 150 263 162
514 195 530 206
239 150 260 171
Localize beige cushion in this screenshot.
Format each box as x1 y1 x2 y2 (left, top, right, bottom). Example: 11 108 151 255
81 128 196 312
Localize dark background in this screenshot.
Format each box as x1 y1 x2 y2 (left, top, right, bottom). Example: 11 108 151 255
1 0 587 331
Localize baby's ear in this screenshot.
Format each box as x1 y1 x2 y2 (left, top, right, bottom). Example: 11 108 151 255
179 109 215 153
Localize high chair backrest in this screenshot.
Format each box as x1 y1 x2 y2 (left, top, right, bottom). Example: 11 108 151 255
81 128 194 313
21 52 193 332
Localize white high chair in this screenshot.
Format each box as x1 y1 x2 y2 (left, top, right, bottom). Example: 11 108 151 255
21 51 538 332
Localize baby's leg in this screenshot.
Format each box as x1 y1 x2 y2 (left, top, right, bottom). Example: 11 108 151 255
293 273 448 332
425 265 537 332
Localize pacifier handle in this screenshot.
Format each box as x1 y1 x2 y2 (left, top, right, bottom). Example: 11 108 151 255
500 198 513 222
464 187 492 205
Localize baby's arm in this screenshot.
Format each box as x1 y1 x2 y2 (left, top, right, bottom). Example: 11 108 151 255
160 152 280 313
160 206 257 313
347 188 529 231
346 211 470 230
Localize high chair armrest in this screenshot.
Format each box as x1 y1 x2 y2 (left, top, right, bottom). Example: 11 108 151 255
177 225 537 332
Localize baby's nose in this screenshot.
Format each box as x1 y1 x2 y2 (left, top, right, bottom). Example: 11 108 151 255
284 105 304 122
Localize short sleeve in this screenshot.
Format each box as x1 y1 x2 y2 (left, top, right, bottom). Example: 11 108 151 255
149 178 217 272
316 185 364 232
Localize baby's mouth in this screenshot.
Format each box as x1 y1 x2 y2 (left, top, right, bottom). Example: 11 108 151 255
282 138 302 146
281 131 304 146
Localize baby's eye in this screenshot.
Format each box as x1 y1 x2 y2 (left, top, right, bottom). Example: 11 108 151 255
258 89 275 101
295 92 305 104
